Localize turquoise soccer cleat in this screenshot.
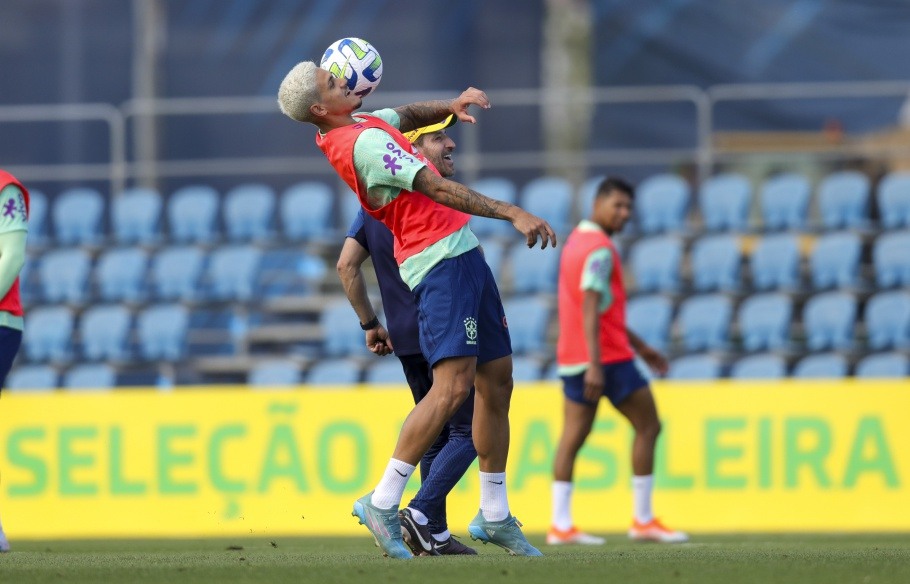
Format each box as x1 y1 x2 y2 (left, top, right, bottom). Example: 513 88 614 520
352 492 413 560
467 510 543 557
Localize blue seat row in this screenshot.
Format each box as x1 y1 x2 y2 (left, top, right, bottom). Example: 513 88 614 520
668 352 908 380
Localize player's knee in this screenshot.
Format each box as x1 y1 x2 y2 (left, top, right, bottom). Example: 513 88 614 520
641 419 662 442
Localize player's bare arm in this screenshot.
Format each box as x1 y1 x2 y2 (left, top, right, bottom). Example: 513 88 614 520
627 327 669 375
394 87 491 132
413 168 558 249
337 238 393 355
582 289 605 403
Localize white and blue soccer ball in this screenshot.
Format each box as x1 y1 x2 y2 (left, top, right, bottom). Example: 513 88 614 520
320 37 383 98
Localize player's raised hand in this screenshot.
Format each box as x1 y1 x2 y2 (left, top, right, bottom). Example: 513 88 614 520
451 87 490 124
510 208 558 249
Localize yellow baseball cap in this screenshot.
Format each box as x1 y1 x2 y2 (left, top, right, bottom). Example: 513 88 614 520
403 114 457 143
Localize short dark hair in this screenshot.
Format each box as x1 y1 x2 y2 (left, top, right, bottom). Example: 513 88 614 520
596 177 634 199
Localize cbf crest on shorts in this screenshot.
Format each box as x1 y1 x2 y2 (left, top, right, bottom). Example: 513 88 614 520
464 317 478 345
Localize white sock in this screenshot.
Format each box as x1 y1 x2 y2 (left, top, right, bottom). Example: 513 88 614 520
632 474 654 523
406 507 429 525
551 480 573 531
480 471 510 522
432 529 450 542
371 458 415 509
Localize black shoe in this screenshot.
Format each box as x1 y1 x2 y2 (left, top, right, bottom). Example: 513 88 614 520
434 534 478 555
398 508 440 556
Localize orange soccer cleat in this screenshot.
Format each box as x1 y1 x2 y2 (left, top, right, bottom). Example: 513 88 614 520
546 526 606 545
628 518 689 543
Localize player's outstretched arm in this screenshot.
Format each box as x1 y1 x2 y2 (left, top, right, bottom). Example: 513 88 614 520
394 87 490 132
337 238 393 356
413 168 558 249
627 327 668 376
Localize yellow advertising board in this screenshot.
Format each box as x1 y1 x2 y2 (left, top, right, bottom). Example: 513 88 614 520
0 380 907 539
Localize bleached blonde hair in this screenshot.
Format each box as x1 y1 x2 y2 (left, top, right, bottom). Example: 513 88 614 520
277 61 320 123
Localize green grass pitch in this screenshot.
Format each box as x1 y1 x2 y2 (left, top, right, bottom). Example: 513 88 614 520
1 533 908 584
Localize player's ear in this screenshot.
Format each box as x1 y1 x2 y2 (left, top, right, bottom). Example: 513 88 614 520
310 103 327 118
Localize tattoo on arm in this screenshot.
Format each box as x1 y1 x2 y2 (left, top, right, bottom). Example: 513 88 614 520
394 100 453 133
413 168 514 220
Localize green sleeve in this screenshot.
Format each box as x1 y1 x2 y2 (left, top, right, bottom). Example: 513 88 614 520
580 247 614 312
0 185 28 235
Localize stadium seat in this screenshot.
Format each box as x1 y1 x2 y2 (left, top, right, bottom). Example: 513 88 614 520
151 246 206 301
26 189 48 246
676 293 732 352
168 185 219 243
5 364 57 392
667 354 721 380
699 173 752 232
96 247 148 303
321 300 371 358
817 171 870 230
503 297 550 355
760 173 810 231
257 248 327 298
63 363 116 390
872 231 910 288
281 181 335 242
478 238 507 280
306 358 361 386
737 292 792 352
690 234 741 292
626 294 672 352
809 232 861 289
112 187 162 244
39 248 91 304
248 359 301 387
730 354 786 380
339 190 362 234
206 245 261 301
512 356 543 382
53 187 104 245
137 304 189 361
520 176 573 235
223 183 275 242
855 353 909 378
636 173 690 234
864 291 910 350
577 175 605 220
802 291 856 351
22 306 73 362
792 353 848 379
750 234 801 291
877 171 910 229
507 244 559 295
469 178 518 238
629 235 682 293
79 304 131 361
364 359 407 385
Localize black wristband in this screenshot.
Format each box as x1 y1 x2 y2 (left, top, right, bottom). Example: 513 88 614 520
360 316 380 331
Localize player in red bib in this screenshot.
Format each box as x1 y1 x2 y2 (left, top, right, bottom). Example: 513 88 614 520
550 177 688 545
278 62 556 558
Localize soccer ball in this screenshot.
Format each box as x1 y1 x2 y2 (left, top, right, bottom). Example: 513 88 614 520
320 37 383 98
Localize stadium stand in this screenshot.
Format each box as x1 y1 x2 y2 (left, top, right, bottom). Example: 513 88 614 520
803 291 857 351
626 294 672 353
809 231 862 290
96 247 148 303
864 291 910 350
512 356 543 382
151 246 206 301
760 173 811 231
363 359 407 385
690 234 741 292
730 354 787 380
877 171 910 229
26 189 48 246
248 359 302 387
39 248 91 304
168 185 219 243
872 231 910 288
206 245 261 301
112 187 162 245
306 358 361 385
792 353 848 379
699 173 751 232
79 304 131 361
855 352 909 378
737 292 792 352
576 175 604 220
63 363 116 390
53 187 104 245
507 243 559 295
5 364 57 392
628 235 682 293
667 354 721 380
281 181 335 242
636 173 690 234
817 171 870 230
223 183 275 242
676 293 732 352
469 177 518 238
503 296 550 355
750 233 801 291
321 300 371 358
22 306 73 362
137 303 189 361
520 176 573 236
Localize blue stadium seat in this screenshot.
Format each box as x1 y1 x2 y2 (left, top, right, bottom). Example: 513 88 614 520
512 356 543 382
809 232 861 289
26 189 48 246
864 291 910 350
112 187 162 244
750 234 801 291
321 300 371 358
793 353 848 379
507 244 559 295
223 183 275 242
151 246 206 301
636 173 690 234
248 359 302 387
339 190 362 234
5 365 57 392
504 297 550 355
207 245 261 301
137 303 188 361
690 234 741 292
629 236 682 293
699 173 752 232
730 354 786 380
818 171 870 230
626 294 672 352
478 238 507 280
577 175 605 220
469 178 518 238
39 248 91 304
364 359 407 385
257 248 327 298
96 247 148 303
520 176 573 235
803 291 856 351
281 181 335 242
760 173 810 231
737 292 792 352
872 231 910 288
306 358 361 386
855 353 909 378
80 304 131 361
168 185 219 243
676 293 732 351
22 306 72 362
63 363 115 390
53 187 104 245
877 171 910 229
668 354 721 380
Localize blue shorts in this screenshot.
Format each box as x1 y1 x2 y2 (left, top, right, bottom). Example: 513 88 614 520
0 326 23 391
413 247 511 367
561 359 649 407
